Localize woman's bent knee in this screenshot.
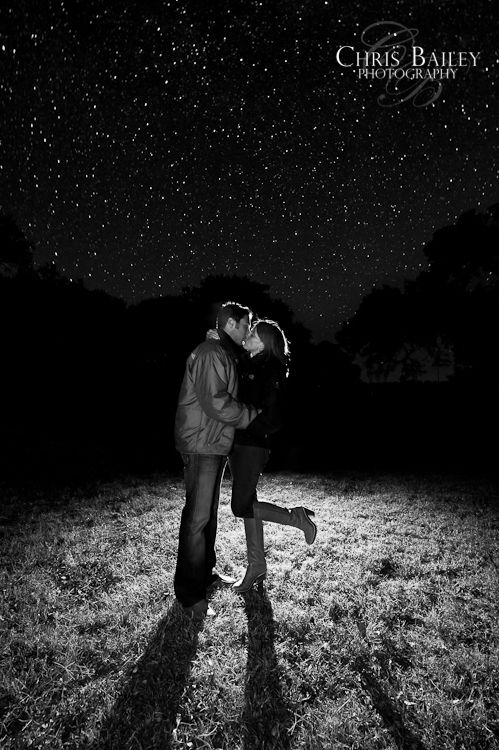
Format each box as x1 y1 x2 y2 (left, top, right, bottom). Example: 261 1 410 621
231 502 254 519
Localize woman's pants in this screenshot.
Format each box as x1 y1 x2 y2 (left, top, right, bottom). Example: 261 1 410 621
229 442 317 542
229 443 270 518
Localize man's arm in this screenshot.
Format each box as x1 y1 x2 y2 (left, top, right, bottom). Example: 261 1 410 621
192 348 257 428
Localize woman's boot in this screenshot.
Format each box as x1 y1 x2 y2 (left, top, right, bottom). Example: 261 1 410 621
253 502 317 544
233 518 267 594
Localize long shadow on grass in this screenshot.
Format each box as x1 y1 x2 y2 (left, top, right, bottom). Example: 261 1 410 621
353 654 427 750
87 601 201 750
242 587 291 750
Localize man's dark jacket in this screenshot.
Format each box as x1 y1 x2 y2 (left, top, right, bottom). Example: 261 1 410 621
175 331 258 455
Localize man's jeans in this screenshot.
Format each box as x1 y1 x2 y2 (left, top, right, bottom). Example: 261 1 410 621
174 453 227 607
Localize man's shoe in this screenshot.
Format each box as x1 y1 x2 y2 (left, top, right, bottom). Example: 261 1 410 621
207 571 237 588
182 599 213 622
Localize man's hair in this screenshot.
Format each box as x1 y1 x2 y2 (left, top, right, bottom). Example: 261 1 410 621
216 301 252 329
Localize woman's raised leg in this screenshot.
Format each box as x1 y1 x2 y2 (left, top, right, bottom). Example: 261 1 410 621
253 502 317 544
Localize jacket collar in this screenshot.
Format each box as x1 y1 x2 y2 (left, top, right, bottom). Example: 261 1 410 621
218 329 244 361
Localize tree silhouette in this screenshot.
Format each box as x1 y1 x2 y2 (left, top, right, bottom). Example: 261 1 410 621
177 273 315 386
337 286 410 381
424 206 499 291
422 204 499 381
181 274 312 350
0 213 34 276
337 203 499 382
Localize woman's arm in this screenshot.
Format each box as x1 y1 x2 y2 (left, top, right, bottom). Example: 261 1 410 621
244 371 285 439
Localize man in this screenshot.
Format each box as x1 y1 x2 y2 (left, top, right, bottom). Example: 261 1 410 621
174 301 259 620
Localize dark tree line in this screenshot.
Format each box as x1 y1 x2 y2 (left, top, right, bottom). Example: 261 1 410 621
1 205 497 480
337 204 499 384
0 214 359 478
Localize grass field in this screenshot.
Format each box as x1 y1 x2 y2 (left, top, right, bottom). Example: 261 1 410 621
1 472 498 749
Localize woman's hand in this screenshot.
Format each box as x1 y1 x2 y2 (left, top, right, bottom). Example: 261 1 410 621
206 329 220 341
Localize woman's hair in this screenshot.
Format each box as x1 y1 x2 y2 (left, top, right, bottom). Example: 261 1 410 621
253 319 290 373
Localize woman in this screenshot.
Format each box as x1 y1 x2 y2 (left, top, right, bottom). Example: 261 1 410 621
229 319 317 593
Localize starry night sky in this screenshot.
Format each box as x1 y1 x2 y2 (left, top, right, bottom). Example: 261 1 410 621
1 0 498 341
